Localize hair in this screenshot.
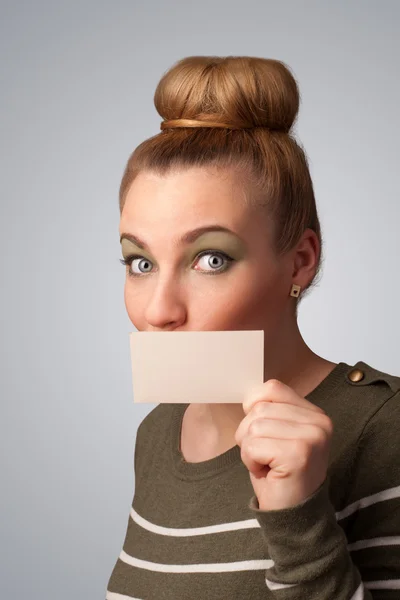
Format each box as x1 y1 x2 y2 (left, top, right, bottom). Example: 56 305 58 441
119 56 324 308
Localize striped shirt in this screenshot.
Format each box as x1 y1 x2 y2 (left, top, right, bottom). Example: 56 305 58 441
106 360 400 599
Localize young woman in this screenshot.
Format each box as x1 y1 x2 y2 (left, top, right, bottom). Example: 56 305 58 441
106 56 400 600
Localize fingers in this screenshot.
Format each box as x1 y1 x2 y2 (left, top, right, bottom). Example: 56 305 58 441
249 401 329 426
243 379 325 416
237 402 332 440
236 400 333 446
239 436 324 476
247 417 330 443
235 413 332 446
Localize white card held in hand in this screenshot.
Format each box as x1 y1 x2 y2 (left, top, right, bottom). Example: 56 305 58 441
129 330 264 403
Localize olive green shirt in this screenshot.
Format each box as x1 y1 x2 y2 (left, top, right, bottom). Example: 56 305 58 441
106 360 400 599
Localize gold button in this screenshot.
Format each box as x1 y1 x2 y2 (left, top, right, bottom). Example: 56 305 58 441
348 368 365 382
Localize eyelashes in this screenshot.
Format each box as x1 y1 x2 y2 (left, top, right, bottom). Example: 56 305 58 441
119 249 235 277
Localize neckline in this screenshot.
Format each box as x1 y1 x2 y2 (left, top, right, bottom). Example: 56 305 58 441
168 360 351 480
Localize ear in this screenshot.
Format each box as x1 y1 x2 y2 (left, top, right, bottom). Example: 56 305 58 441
292 228 320 284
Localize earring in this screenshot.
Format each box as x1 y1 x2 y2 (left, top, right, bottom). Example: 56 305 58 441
290 284 301 298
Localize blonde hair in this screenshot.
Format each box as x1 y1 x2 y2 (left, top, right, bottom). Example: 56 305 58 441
119 56 323 303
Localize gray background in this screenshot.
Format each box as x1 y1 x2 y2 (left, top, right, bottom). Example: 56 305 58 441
1 1 399 598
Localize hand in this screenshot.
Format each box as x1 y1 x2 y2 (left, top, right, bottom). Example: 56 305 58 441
234 379 333 511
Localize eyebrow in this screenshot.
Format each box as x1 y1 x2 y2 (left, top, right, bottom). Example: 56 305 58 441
119 225 243 251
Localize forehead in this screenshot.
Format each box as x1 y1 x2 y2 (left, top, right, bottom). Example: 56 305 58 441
119 167 255 232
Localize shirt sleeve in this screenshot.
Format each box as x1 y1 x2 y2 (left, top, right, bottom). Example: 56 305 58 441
246 389 400 599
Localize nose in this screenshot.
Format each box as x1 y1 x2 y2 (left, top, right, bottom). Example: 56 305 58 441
144 276 187 330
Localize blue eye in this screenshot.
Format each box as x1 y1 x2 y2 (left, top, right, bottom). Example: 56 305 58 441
119 250 234 277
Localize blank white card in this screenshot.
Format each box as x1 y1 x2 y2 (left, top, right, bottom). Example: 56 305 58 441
129 330 264 403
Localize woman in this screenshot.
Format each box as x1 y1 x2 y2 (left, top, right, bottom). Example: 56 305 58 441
106 56 400 599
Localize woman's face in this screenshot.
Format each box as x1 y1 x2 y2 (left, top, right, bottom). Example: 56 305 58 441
119 167 301 336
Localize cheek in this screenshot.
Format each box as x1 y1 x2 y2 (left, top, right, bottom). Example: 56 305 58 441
195 271 286 330
238 264 284 304
124 281 146 324
239 280 282 317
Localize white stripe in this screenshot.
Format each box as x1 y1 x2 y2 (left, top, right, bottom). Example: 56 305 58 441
105 579 400 598
131 485 400 535
365 579 400 589
264 578 365 595
130 506 259 536
335 485 400 521
106 581 400 599
124 505 400 585
131 485 400 536
350 582 365 599
119 549 274 573
105 581 400 598
265 577 298 590
348 536 400 551
106 593 143 600
131 505 400 559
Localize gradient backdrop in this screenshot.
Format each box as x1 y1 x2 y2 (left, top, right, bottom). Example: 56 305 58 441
1 1 399 598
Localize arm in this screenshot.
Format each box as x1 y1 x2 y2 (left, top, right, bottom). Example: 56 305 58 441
247 389 400 599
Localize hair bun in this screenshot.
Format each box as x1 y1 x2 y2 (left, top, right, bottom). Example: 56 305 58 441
154 56 300 133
